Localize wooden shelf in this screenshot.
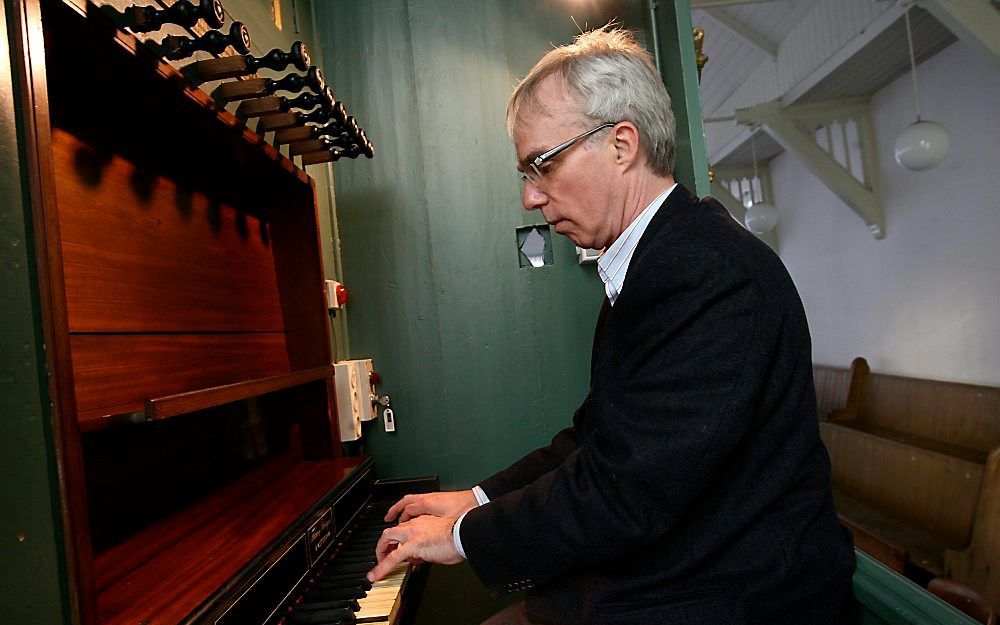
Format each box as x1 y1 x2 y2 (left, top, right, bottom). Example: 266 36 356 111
148 365 334 420
77 365 334 431
95 455 368 625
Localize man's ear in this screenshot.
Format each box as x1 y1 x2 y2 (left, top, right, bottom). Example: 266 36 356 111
612 122 642 170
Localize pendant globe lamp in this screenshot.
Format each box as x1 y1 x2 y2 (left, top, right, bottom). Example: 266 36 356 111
894 6 950 171
744 130 778 235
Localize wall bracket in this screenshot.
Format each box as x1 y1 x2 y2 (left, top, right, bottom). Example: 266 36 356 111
735 99 886 239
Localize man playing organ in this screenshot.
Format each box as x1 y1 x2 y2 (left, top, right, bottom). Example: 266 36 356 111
367 27 856 625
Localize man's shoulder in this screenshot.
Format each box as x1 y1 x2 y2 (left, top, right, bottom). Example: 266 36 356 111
639 193 771 271
631 190 798 303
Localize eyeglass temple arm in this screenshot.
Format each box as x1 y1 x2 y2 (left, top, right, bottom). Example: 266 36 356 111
533 122 617 166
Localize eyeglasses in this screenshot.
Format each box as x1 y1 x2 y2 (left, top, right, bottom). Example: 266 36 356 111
519 122 617 186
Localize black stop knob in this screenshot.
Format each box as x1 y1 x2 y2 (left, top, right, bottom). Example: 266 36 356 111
128 0 225 33
284 87 330 113
249 41 310 73
164 21 251 60
269 66 325 95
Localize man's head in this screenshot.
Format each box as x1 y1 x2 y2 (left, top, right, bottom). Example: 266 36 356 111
509 28 677 249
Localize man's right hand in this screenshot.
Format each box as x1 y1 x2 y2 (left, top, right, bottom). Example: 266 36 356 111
384 490 479 522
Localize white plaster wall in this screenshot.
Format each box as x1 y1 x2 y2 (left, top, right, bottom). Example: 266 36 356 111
772 42 1000 386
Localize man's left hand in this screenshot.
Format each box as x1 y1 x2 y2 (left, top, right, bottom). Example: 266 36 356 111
367 515 464 582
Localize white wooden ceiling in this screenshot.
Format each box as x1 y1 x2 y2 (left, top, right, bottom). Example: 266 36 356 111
693 0 958 167
693 0 815 116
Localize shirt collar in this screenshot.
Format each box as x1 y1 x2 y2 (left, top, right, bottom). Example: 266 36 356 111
597 183 676 305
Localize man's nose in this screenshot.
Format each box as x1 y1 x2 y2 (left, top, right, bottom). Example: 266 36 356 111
522 182 547 211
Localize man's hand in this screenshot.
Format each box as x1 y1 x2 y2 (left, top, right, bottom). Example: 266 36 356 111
384 490 478 522
367 515 464 582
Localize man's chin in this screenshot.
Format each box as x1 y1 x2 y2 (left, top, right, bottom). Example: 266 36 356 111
553 221 577 243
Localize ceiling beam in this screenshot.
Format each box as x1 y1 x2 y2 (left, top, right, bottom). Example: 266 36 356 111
911 0 1000 70
703 7 778 60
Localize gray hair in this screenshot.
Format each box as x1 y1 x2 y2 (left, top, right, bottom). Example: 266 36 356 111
507 27 676 176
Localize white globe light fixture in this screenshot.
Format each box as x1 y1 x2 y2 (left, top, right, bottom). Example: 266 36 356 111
895 6 949 172
895 120 950 171
743 129 777 235
745 201 778 235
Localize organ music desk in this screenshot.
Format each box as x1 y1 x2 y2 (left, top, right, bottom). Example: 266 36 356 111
8 0 423 622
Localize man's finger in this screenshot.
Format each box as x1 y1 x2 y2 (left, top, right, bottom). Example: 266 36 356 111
384 494 418 522
368 542 409 582
399 501 427 522
374 526 406 562
375 537 398 563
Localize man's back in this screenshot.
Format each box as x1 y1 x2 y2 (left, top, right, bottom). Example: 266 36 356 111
468 185 856 624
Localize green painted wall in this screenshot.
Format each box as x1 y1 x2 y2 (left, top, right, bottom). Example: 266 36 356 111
312 0 710 487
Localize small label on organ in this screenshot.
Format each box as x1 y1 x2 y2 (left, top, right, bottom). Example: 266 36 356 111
307 507 334 564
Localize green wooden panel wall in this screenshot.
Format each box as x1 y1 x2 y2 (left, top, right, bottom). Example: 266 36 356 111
312 0 711 487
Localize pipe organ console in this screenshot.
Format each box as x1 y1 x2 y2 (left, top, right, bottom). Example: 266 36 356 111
10 0 389 623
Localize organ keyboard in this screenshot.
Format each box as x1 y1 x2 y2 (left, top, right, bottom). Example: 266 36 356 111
191 463 434 625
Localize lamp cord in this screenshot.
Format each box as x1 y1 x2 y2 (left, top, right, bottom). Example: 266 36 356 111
904 5 922 121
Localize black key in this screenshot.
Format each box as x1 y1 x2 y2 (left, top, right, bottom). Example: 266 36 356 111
296 598 360 612
359 519 393 528
302 586 366 601
336 546 376 558
322 562 373 575
287 607 354 623
313 572 369 586
330 555 377 566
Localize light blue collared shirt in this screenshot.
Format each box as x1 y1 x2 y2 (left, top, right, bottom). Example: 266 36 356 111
597 184 676 305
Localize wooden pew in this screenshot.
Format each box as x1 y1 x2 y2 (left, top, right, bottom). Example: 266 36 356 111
814 358 1000 612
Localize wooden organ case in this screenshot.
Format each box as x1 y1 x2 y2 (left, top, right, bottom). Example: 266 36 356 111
10 0 428 623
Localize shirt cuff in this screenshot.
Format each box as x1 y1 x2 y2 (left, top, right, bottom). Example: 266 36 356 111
472 485 490 505
453 487 489 560
453 511 470 559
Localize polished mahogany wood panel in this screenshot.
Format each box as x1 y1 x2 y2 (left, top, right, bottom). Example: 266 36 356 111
147 365 334 421
53 129 285 334
20 1 345 623
269 184 332 371
71 333 290 425
96 457 366 625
